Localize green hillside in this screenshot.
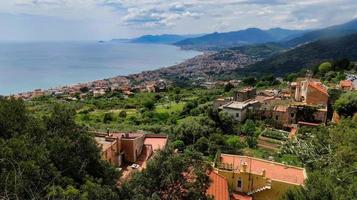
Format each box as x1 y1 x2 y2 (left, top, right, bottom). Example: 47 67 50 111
241 33 357 76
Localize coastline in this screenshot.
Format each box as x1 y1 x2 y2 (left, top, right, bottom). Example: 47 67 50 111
0 41 202 96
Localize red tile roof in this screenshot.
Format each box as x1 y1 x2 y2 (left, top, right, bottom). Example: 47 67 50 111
308 82 328 96
207 171 229 200
340 80 352 87
220 154 306 185
232 192 253 200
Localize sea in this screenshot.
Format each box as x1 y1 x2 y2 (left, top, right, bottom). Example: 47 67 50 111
0 41 201 95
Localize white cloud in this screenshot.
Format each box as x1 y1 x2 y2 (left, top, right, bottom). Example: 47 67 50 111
0 0 356 40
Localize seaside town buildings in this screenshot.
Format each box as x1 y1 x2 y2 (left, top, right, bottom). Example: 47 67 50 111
217 77 330 129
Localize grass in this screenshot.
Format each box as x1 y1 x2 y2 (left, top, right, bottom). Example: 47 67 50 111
155 102 185 114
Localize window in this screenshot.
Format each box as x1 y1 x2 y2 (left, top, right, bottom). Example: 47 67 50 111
236 113 239 118
291 113 295 118
276 116 278 120
237 180 242 188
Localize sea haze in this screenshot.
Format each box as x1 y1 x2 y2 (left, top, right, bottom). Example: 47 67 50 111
0 41 201 95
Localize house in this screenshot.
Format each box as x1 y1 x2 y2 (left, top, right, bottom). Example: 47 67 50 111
213 97 233 109
95 132 168 167
220 100 260 122
340 80 353 91
234 88 256 102
293 78 329 106
216 154 307 200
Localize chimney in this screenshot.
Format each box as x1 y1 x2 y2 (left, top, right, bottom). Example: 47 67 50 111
262 169 266 177
242 162 248 172
125 133 129 138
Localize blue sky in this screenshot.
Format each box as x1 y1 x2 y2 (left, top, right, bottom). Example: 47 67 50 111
0 0 356 41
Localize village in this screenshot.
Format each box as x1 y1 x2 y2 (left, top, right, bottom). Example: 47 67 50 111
53 71 354 200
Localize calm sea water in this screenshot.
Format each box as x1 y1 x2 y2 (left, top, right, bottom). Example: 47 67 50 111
0 41 201 95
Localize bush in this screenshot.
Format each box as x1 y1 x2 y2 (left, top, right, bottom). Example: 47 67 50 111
103 112 114 123
334 91 357 117
318 62 332 73
119 111 127 118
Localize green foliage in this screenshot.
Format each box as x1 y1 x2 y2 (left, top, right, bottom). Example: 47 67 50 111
0 99 119 199
118 110 127 118
318 62 332 73
281 119 357 199
120 148 211 200
103 112 114 123
171 139 185 151
242 119 256 136
195 137 210 154
242 77 257 86
224 82 234 92
225 136 245 150
334 91 357 117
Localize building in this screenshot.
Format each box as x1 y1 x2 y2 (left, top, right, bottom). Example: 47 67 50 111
95 132 167 167
215 154 306 200
220 100 260 122
340 80 353 91
213 97 233 109
293 78 329 106
234 88 256 102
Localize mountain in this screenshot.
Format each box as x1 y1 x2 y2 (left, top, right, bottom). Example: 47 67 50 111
284 19 357 47
129 34 202 44
175 28 304 50
241 33 357 76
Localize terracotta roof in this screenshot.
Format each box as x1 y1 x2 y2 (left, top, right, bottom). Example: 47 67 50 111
207 171 229 200
144 137 167 151
274 105 288 112
232 192 253 200
298 121 321 127
220 154 306 185
308 82 328 96
340 80 352 87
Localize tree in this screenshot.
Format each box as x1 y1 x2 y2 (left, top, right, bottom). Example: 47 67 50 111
195 137 209 154
242 119 256 136
242 77 257 86
225 136 245 149
318 62 332 73
224 82 234 92
281 119 357 199
334 91 357 117
103 112 114 123
0 100 119 199
120 148 211 200
171 140 185 151
143 98 156 110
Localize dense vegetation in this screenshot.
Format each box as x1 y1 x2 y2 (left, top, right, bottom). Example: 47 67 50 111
281 118 357 200
241 33 357 76
0 99 120 199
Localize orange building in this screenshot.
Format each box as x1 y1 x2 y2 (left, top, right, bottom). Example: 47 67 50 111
294 78 329 106
216 154 307 200
95 132 167 167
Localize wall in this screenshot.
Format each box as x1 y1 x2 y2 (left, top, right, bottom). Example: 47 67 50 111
223 107 247 122
121 135 145 163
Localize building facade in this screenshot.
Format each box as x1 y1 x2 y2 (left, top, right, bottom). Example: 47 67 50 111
215 154 306 200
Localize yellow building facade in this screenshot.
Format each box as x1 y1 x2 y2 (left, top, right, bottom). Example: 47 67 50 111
215 154 307 200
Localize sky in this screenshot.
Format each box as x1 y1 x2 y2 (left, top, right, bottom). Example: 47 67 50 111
0 0 356 41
